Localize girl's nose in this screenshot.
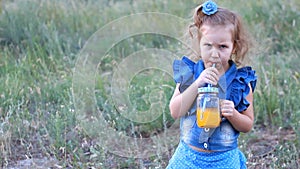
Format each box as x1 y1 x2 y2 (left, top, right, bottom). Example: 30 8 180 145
211 49 219 58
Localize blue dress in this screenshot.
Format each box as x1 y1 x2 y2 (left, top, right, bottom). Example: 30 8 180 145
167 56 257 169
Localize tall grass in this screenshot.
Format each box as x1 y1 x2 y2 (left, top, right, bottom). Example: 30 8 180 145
0 0 299 168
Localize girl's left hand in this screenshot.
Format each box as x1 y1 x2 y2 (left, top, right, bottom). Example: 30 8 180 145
220 100 235 118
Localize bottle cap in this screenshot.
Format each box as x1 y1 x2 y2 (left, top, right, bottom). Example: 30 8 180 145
198 87 219 93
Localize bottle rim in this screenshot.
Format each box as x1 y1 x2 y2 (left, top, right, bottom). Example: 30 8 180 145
198 87 219 93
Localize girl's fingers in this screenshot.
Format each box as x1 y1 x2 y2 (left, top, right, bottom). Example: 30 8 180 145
220 100 235 117
197 67 219 86
205 68 219 84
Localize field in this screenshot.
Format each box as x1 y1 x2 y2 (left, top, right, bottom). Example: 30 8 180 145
0 0 299 168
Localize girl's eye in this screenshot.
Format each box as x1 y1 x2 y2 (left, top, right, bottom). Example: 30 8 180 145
204 43 212 47
220 45 228 49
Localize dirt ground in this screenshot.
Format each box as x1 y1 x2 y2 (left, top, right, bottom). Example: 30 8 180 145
2 126 299 169
245 127 299 169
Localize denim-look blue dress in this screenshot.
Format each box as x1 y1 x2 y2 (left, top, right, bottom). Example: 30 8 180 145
166 56 257 169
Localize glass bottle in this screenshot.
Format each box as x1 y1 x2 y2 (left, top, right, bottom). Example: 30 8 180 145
196 86 220 128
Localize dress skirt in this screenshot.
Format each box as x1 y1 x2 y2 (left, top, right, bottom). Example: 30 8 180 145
166 140 247 169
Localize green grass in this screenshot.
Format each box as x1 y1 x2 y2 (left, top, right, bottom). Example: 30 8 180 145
0 0 299 168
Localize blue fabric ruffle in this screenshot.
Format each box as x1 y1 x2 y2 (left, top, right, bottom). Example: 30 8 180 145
173 56 196 92
231 67 257 112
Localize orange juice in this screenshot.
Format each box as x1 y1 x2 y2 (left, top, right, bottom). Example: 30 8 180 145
196 107 220 128
197 86 220 128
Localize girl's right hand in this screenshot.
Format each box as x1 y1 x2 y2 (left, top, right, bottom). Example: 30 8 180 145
195 67 219 87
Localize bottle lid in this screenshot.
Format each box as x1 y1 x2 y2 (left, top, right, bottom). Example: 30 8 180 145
198 87 219 93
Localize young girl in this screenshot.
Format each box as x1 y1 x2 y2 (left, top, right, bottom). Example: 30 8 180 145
167 1 257 168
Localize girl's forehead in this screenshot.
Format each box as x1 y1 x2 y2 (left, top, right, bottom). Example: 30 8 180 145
200 24 234 41
200 24 233 34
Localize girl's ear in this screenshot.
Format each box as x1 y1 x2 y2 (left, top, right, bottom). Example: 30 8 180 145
230 45 237 60
232 45 237 54
232 49 236 54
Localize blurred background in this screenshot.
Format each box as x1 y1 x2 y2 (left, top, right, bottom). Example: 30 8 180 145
0 0 299 168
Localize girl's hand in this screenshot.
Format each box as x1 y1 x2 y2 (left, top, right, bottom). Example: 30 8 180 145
220 100 235 118
195 67 219 87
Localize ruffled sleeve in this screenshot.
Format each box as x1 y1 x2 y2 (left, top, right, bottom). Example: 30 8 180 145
173 56 196 93
230 66 257 112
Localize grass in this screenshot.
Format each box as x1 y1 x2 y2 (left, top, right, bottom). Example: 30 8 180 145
0 0 299 168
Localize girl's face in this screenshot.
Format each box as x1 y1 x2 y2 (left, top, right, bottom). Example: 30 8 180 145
199 24 234 73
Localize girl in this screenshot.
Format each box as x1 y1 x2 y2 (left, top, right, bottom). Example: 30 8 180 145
167 1 257 168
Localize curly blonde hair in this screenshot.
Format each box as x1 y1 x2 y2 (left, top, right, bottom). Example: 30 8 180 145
189 5 252 66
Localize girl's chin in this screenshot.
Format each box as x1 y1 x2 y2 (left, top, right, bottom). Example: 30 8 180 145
217 63 230 72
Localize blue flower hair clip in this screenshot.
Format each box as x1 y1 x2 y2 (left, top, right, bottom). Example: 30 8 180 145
201 0 218 15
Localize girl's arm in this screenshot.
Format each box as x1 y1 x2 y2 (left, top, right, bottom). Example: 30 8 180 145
169 82 198 119
221 84 254 133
